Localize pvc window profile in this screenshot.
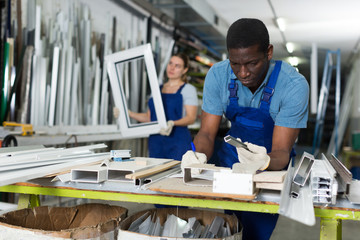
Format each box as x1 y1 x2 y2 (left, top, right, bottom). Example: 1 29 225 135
293 152 315 187
105 43 167 137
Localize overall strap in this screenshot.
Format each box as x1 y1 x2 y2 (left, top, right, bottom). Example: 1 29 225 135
260 61 282 111
176 83 186 94
227 68 239 102
228 77 239 103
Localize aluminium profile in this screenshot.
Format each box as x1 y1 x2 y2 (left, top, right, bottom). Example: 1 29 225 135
107 158 172 183
278 159 316 226
128 211 151 232
48 46 60 126
0 154 108 187
310 158 338 204
142 165 181 187
138 214 153 235
183 163 227 186
327 153 353 194
153 217 161 237
293 152 315 187
347 180 360 204
289 152 315 198
71 165 108 183
207 216 225 238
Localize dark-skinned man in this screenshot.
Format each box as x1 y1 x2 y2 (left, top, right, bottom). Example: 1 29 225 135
181 18 309 240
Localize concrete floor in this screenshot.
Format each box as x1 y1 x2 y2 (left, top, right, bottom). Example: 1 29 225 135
271 216 359 240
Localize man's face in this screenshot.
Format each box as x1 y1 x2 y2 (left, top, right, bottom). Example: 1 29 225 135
228 44 273 92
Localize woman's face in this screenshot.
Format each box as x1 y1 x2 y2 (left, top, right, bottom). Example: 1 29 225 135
166 56 188 80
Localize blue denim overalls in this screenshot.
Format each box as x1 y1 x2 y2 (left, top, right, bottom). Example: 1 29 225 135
219 61 291 240
148 83 192 160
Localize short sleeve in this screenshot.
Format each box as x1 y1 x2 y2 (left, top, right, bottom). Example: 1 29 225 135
181 84 198 106
202 66 224 116
273 78 309 128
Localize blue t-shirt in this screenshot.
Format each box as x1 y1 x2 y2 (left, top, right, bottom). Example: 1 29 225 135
202 59 309 128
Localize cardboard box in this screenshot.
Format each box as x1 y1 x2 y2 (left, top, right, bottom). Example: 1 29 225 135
118 208 242 240
0 203 127 239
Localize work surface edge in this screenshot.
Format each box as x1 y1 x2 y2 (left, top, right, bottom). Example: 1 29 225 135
0 179 360 221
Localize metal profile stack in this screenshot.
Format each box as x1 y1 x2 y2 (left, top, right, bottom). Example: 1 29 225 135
310 157 338 205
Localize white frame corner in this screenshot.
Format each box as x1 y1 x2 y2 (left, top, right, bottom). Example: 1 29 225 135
105 43 167 138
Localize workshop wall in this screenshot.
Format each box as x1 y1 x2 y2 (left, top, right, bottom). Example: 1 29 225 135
2 0 174 127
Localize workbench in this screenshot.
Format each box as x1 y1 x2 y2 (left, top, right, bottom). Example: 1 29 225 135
0 178 359 240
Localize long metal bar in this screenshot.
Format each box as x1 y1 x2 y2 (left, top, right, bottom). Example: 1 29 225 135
334 49 341 156
328 154 352 194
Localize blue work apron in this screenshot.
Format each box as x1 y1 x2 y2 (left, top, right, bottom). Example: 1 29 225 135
148 84 192 160
220 61 292 240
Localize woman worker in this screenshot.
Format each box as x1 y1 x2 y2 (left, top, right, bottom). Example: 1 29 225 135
129 52 198 160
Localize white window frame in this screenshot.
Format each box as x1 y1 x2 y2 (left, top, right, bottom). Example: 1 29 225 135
105 43 167 138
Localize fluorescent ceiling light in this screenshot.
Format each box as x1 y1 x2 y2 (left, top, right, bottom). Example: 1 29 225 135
289 56 299 66
276 17 286 32
286 42 294 53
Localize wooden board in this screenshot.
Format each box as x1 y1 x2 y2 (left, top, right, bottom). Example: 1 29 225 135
256 182 283 191
125 161 180 180
253 171 287 183
148 177 256 200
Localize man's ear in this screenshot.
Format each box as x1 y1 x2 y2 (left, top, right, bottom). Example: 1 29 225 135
267 44 274 60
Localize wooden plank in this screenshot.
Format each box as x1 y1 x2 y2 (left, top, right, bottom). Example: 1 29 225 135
148 177 256 200
256 182 283 191
253 171 287 183
125 161 180 180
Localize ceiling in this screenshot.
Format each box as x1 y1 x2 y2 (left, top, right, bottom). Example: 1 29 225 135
136 0 360 79
205 0 360 78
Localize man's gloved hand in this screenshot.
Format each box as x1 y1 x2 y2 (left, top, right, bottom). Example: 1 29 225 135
181 150 207 175
236 139 270 172
159 120 174 136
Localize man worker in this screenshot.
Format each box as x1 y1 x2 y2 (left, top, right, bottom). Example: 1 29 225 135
182 18 309 240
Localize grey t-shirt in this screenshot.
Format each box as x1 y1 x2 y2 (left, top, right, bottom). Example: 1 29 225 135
181 83 198 117
181 83 198 106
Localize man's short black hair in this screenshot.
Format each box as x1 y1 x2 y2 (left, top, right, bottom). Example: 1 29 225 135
226 18 269 53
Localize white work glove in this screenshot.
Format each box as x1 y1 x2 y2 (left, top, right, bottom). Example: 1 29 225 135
235 139 270 173
159 120 174 136
113 107 120 119
181 150 207 175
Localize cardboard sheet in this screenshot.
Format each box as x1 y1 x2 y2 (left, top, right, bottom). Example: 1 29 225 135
148 177 256 200
0 203 127 239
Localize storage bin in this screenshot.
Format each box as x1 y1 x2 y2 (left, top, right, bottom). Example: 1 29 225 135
0 203 127 240
118 208 242 240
